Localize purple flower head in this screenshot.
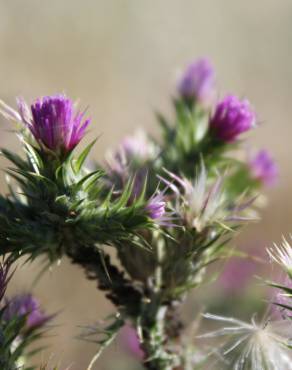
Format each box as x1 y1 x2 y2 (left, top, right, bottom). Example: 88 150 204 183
146 192 166 220
178 58 215 105
145 192 174 227
210 95 255 142
17 94 90 155
4 294 51 330
249 150 278 187
177 58 215 105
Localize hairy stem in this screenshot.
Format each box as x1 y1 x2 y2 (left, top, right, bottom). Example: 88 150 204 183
66 242 184 370
140 240 183 370
66 243 143 317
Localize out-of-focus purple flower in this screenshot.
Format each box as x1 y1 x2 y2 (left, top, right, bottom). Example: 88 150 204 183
248 150 278 187
119 325 144 360
120 130 155 161
178 58 215 105
16 94 90 155
210 95 255 142
105 130 157 199
219 256 257 293
4 294 51 330
106 130 156 177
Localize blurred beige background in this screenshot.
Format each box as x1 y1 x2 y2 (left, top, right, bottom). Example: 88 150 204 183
1 0 292 368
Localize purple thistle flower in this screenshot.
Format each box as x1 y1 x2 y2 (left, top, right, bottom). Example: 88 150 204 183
210 95 255 142
4 294 51 330
249 150 278 187
145 192 174 227
178 58 215 105
17 94 90 155
146 192 166 220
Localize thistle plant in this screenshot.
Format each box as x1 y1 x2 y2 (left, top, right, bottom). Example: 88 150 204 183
0 58 289 370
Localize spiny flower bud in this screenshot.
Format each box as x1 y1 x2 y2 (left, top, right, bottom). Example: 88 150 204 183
178 58 215 105
248 150 278 187
106 130 157 176
210 95 255 142
105 130 158 199
120 130 156 161
268 237 292 279
18 94 90 155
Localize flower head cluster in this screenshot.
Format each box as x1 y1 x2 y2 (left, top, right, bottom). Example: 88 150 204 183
178 58 215 105
4 293 51 330
249 150 278 187
210 95 255 142
0 58 281 370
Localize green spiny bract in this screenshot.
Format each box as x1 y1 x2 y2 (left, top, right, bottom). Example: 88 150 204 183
0 139 157 263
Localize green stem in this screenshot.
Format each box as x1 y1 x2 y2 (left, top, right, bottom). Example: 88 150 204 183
140 237 181 370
